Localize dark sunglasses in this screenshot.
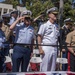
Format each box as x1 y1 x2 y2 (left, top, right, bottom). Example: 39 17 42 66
25 17 31 20
53 13 58 16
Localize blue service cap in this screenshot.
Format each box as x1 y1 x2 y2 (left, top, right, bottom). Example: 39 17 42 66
10 10 18 15
47 7 58 14
21 10 32 16
64 18 73 23
2 13 10 18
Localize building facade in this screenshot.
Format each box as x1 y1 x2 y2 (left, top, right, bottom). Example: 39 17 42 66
0 3 27 18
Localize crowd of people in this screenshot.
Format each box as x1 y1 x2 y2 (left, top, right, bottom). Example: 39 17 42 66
0 6 75 73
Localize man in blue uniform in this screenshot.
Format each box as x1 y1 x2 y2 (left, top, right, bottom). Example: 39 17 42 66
33 12 46 31
10 10 34 72
0 19 6 72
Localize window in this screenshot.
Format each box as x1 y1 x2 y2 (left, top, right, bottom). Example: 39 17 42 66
3 8 7 14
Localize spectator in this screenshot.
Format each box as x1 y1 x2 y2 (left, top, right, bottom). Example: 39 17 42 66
0 19 6 72
33 13 46 48
60 18 73 71
66 25 75 72
33 12 46 31
8 10 18 25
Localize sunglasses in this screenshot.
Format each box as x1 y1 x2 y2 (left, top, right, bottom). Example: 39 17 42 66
24 17 31 21
53 13 58 16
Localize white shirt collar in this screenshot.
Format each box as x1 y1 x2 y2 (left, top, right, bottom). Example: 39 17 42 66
47 20 55 26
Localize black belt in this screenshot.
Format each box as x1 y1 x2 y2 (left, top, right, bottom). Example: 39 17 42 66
17 45 30 48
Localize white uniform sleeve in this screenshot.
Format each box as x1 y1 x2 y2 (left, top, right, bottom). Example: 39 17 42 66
55 24 60 37
57 30 60 37
38 24 46 37
8 17 15 25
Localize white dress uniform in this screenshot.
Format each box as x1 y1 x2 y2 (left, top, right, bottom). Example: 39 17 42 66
38 20 59 71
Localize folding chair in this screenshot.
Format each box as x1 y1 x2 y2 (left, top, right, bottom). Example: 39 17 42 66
28 49 42 71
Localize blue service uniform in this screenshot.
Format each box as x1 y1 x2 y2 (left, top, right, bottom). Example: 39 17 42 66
12 23 34 72
0 29 6 72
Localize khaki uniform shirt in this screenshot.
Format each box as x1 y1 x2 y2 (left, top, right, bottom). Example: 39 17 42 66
1 24 12 41
66 30 75 51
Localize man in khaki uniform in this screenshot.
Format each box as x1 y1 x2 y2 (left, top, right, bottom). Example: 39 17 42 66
66 26 75 72
1 13 12 56
2 24 11 41
2 13 12 41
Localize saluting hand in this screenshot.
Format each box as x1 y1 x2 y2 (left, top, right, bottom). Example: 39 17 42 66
18 16 25 20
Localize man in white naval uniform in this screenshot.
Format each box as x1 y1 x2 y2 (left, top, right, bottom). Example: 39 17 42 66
38 7 59 71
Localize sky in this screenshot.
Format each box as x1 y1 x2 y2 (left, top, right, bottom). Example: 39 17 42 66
0 0 5 2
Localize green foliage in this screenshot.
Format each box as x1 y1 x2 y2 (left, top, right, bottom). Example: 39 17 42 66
4 0 54 18
26 0 54 18
63 0 75 21
3 0 75 22
3 0 19 8
11 0 19 8
21 0 31 6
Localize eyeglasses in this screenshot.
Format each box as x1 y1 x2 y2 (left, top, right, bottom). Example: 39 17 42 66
53 13 58 16
66 23 72 25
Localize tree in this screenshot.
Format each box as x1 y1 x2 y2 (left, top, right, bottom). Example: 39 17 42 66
63 0 75 20
3 0 54 18
3 0 19 8
26 0 54 18
3 0 75 21
21 0 31 6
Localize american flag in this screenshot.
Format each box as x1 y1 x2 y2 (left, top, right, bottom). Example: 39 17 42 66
1 71 75 75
